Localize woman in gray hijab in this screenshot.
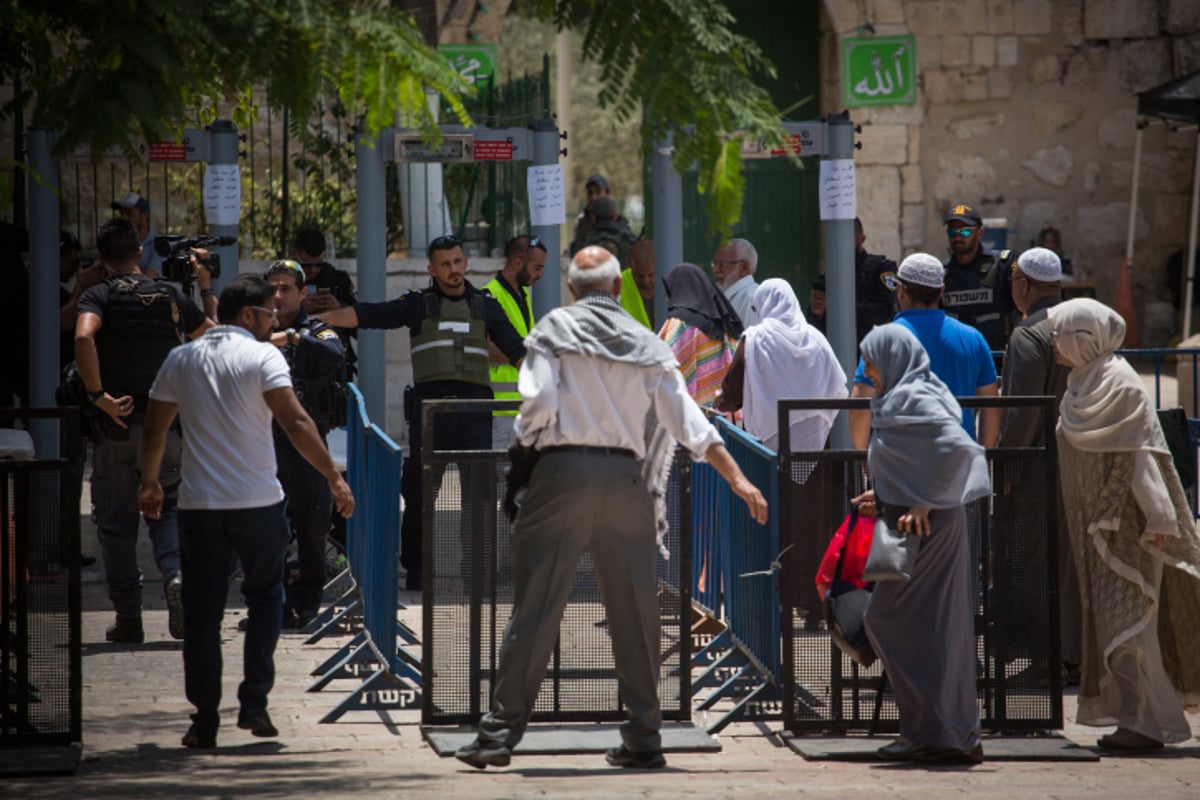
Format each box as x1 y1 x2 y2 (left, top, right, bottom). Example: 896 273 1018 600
852 324 991 764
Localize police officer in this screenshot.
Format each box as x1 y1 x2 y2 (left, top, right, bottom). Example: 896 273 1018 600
265 260 347 628
484 235 547 451
941 203 1015 351
318 234 526 591
74 217 213 643
809 217 898 345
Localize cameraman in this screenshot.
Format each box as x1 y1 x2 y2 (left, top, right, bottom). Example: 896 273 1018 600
265 260 347 628
74 217 213 643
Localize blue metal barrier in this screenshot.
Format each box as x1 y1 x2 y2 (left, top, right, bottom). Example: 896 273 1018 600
306 384 422 722
688 416 781 732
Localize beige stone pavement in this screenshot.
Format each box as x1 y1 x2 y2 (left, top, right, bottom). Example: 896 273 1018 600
7 414 1200 799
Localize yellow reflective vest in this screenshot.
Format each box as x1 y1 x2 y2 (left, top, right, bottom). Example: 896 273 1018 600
619 268 652 329
483 277 533 416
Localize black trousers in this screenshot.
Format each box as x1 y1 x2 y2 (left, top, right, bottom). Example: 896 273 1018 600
275 432 331 616
400 385 492 581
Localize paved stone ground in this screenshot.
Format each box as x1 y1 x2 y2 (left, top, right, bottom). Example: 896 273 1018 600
7 416 1200 799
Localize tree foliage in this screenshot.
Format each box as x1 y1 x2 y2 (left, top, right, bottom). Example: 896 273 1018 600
534 0 791 235
0 0 472 159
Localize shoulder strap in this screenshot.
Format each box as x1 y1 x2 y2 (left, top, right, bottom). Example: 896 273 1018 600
423 291 440 319
469 293 485 320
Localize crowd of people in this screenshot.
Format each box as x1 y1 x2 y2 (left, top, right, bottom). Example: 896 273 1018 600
28 185 1199 762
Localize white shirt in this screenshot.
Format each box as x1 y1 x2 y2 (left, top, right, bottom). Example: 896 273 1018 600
149 325 293 509
513 339 722 460
724 274 760 326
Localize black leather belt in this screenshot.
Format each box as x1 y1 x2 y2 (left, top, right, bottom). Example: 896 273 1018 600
541 445 637 460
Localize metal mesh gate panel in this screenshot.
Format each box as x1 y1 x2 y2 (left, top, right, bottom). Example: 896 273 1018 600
421 401 691 725
779 398 1062 734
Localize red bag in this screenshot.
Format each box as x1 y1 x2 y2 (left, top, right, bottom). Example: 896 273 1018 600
814 507 874 598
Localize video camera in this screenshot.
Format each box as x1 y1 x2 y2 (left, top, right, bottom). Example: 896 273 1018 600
153 235 236 289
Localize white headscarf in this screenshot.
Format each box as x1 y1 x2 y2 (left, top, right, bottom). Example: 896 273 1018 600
742 279 847 450
1050 298 1166 455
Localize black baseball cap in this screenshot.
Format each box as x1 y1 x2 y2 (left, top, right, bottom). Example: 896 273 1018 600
944 203 982 226
111 191 150 213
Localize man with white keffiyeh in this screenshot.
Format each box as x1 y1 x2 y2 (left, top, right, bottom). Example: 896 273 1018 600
455 246 768 772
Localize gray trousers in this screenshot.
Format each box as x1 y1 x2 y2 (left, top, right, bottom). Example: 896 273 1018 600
91 423 183 619
477 450 663 752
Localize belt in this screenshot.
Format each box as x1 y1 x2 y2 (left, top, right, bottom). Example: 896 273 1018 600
541 445 637 460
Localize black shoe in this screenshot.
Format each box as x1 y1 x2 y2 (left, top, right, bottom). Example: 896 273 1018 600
1063 661 1081 686
1097 728 1163 751
80 554 97 567
182 724 216 749
165 575 184 640
910 744 984 765
106 618 144 644
282 609 315 631
237 709 279 738
876 739 925 761
605 745 666 769
455 739 512 769
237 616 249 632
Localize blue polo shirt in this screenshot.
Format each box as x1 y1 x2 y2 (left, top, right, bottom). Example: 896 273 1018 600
854 308 997 439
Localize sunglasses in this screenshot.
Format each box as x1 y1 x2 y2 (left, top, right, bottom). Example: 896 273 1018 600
429 234 463 252
946 227 977 238
251 306 278 319
516 236 546 260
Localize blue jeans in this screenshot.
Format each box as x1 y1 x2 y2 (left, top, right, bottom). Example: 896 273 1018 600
179 502 289 736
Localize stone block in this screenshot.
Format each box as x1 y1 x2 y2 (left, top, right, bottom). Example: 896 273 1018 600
1097 108 1137 150
1084 160 1102 192
922 70 949 104
906 1 941 35
1154 192 1192 243
948 111 1007 141
1028 54 1061 86
827 0 866 33
1063 48 1101 93
972 35 996 67
1017 200 1062 238
907 124 921 162
902 202 925 248
857 124 908 166
1058 0 1085 45
933 152 998 212
1167 0 1200 35
856 165 902 262
943 35 971 66
996 36 1020 66
901 164 924 203
989 68 1013 98
868 0 906 25
962 72 989 101
1032 101 1085 135
962 0 988 33
988 0 1014 33
1076 201 1147 246
1119 38 1174 93
1178 34 1200 74
1013 0 1052 34
856 104 925 126
917 36 943 69
1022 145 1074 187
1083 0 1160 40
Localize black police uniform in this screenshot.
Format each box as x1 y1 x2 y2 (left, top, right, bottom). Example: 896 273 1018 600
272 309 346 623
942 247 1015 351
352 280 526 590
307 261 359 378
811 247 898 345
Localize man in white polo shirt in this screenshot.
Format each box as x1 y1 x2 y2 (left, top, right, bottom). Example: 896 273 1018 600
137 275 353 749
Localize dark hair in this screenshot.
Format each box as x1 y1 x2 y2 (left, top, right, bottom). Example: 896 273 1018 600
96 218 140 262
900 280 942 306
854 217 864 237
428 234 463 258
292 225 326 259
60 230 81 254
504 235 531 261
218 275 275 323
266 259 305 289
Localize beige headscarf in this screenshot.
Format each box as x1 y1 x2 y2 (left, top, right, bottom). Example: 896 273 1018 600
1051 297 1167 455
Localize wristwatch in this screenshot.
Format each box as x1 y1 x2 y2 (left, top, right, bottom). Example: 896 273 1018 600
87 389 104 401
285 328 298 347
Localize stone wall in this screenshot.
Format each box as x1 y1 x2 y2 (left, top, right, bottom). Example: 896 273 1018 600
820 0 1200 344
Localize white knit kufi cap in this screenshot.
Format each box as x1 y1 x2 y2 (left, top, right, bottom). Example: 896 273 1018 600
1016 246 1063 282
896 253 945 288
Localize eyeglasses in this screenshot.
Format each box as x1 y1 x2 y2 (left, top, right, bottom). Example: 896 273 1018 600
428 234 462 253
250 306 278 319
711 259 746 270
516 236 546 260
946 227 977 238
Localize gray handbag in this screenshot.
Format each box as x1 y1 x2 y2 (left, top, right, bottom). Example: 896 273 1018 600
862 516 921 582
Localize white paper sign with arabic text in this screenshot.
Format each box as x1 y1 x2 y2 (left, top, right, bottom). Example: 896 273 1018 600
819 159 856 221
527 165 566 226
203 164 241 226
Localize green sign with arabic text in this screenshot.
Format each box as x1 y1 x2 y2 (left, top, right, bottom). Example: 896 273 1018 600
439 44 497 86
842 35 916 107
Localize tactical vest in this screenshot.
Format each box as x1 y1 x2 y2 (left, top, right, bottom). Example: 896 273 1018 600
288 319 349 431
410 291 491 386
96 276 185 406
483 278 532 416
941 249 1014 351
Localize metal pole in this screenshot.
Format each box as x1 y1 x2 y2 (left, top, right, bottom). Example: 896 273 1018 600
1125 125 1143 264
207 120 239 293
555 30 573 250
27 127 60 457
1182 134 1200 339
652 132 683 329
824 112 857 449
530 117 562 317
355 129 387 425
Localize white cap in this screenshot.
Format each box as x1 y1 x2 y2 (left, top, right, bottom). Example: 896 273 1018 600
1016 247 1063 282
896 253 945 288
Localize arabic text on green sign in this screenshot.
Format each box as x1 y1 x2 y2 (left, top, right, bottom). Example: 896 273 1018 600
842 36 916 107
438 44 497 86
